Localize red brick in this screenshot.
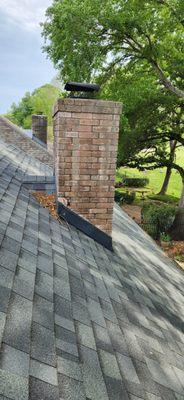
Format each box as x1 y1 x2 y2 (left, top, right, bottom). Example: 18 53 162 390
54 97 122 235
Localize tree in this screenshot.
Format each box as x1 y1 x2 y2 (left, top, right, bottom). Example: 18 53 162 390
31 84 61 125
42 0 184 98
102 65 184 238
158 140 177 195
100 64 183 169
9 92 33 128
7 84 61 129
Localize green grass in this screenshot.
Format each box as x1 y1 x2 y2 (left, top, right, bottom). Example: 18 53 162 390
117 146 183 202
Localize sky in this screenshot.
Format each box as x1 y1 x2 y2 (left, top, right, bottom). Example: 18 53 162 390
0 0 56 114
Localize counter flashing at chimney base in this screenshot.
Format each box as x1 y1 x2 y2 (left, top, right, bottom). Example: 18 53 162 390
57 200 113 251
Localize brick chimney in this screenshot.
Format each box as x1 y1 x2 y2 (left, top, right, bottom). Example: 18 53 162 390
53 98 122 235
32 114 47 145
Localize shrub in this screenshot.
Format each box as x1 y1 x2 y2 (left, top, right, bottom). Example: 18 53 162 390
160 232 172 242
122 177 149 188
147 194 179 204
114 190 123 203
115 190 135 204
142 202 176 239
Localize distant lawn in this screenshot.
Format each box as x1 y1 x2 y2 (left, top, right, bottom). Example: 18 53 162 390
48 126 54 141
118 146 183 200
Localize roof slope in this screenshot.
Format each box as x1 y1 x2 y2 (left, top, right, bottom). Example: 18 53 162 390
0 117 53 167
0 138 184 400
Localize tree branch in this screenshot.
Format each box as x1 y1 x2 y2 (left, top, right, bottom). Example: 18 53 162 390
151 59 184 98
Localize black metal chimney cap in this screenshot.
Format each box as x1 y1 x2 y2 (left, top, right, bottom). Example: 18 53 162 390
65 82 100 93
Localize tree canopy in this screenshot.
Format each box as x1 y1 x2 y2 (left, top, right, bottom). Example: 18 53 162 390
7 84 61 129
42 0 184 97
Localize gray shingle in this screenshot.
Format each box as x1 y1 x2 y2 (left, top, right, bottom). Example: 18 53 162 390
56 338 78 357
29 377 60 400
2 237 21 255
54 314 75 332
122 327 144 362
54 295 72 320
30 359 58 386
0 312 6 346
116 353 140 384
99 349 121 380
69 275 85 298
18 250 37 274
104 376 130 400
0 344 29 378
76 322 96 350
93 323 113 353
54 274 71 301
13 274 35 301
35 270 53 302
21 239 37 255
31 322 55 366
6 226 23 243
0 136 184 400
57 356 82 381
87 298 106 328
3 293 32 353
172 366 184 391
80 345 109 400
0 248 18 272
0 286 11 313
32 295 54 331
58 374 86 400
146 358 184 394
133 359 161 396
106 320 129 355
100 298 118 324
37 254 53 276
0 369 28 400
72 298 91 326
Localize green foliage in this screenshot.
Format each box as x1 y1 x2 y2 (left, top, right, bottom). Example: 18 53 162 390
142 202 176 238
147 194 179 204
119 161 182 200
103 64 184 177
122 177 149 188
42 0 184 204
7 92 33 128
114 190 123 203
175 254 184 262
160 232 171 242
115 189 135 204
6 84 61 129
42 0 184 98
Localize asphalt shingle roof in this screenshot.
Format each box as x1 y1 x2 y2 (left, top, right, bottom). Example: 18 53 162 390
0 124 184 400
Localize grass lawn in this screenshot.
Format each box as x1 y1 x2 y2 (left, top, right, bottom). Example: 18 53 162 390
117 146 183 202
48 126 54 141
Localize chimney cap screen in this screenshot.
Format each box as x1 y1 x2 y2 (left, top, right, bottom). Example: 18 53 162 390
65 82 100 93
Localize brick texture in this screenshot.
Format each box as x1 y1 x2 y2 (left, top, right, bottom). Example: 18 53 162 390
53 98 122 235
32 115 48 145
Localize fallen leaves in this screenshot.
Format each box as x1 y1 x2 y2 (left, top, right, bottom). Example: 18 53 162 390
162 241 184 259
32 192 58 219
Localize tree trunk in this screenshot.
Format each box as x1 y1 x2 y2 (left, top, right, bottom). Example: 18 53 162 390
158 140 177 195
158 166 172 195
179 184 184 208
170 182 184 240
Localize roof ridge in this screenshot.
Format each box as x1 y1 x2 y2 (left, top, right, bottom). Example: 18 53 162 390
0 117 53 168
